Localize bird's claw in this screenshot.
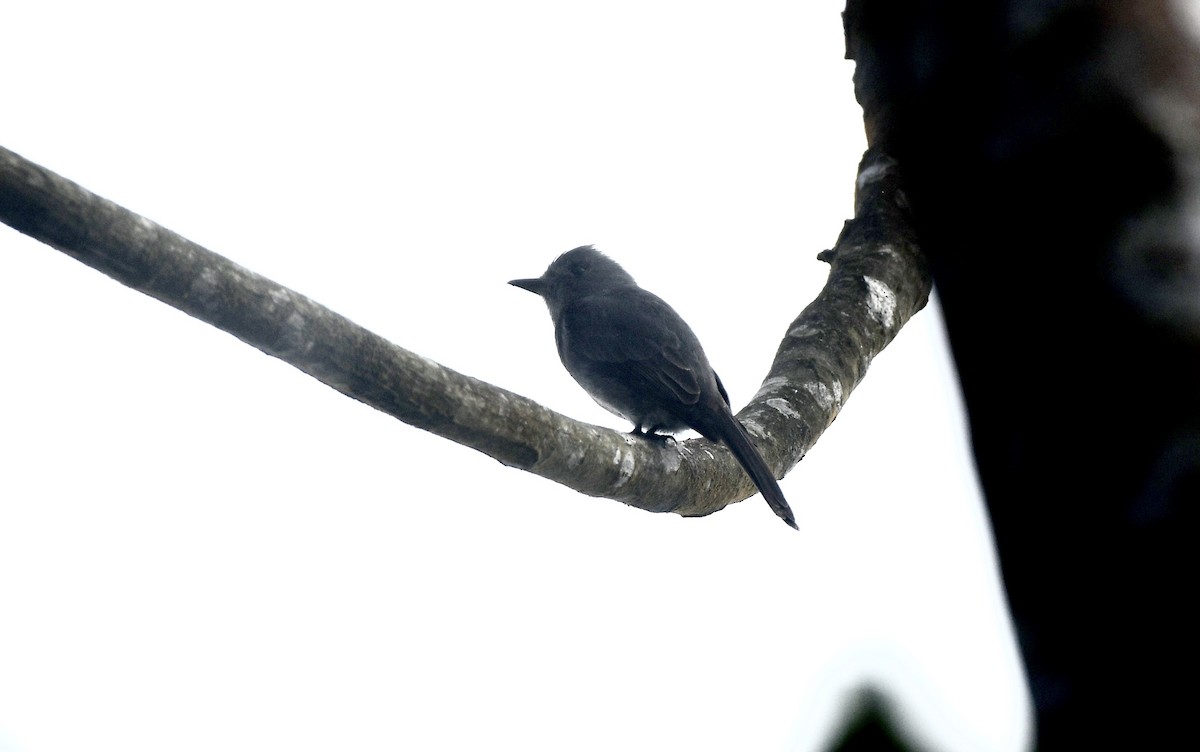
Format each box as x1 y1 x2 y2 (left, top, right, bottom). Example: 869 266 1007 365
630 428 676 446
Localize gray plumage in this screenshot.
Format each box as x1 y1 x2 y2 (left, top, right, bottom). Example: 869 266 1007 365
511 246 796 529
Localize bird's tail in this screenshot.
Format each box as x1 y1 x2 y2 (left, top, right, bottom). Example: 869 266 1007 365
715 411 797 530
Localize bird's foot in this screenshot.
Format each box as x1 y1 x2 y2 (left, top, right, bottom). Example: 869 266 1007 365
629 427 677 446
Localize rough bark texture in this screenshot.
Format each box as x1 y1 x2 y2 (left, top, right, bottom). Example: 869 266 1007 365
845 0 1200 748
1 144 930 520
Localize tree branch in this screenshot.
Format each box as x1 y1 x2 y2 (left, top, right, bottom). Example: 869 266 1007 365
0 144 929 519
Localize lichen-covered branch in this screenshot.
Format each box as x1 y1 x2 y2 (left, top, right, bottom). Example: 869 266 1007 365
0 144 929 518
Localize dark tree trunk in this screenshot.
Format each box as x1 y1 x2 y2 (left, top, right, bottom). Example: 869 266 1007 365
845 0 1200 748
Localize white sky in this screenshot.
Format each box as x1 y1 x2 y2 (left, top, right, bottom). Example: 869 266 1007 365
0 2 1030 751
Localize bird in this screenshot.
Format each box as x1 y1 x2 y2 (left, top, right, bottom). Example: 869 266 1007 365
510 245 796 529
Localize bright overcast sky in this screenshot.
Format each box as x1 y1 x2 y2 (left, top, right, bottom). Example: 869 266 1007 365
1 2 1030 751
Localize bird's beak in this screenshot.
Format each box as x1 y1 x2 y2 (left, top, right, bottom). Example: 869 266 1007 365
509 277 546 295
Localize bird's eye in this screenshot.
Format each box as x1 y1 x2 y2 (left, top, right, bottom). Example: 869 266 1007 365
569 261 588 276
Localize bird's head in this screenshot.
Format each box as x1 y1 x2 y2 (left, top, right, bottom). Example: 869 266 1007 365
510 245 636 317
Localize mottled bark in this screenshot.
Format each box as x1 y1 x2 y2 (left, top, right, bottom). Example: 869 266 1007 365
1 144 929 519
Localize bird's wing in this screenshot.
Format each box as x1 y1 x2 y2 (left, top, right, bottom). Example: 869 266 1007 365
559 289 706 406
